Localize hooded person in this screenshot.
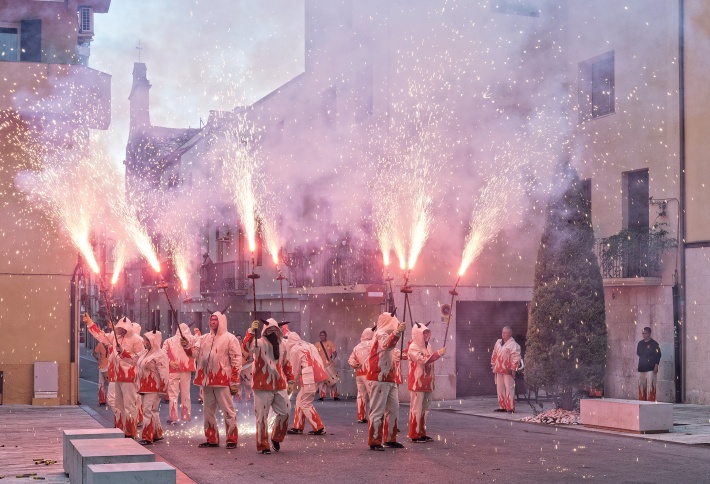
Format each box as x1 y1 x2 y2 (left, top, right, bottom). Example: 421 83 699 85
366 311 407 451
162 323 196 423
407 322 446 442
136 330 169 445
284 332 328 435
184 311 241 449
83 315 144 438
132 322 145 425
243 318 294 454
348 327 375 423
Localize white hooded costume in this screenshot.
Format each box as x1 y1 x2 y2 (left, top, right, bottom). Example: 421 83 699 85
86 316 144 437
186 311 241 446
284 332 327 433
366 312 404 449
348 327 374 422
243 318 294 453
137 330 169 443
407 322 443 441
163 323 196 422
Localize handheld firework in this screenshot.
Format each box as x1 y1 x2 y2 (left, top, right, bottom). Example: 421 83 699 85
399 270 413 355
157 280 185 340
276 268 286 323
98 277 120 349
441 275 461 348
247 255 260 337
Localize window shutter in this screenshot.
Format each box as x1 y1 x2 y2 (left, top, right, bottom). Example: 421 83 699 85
20 19 41 62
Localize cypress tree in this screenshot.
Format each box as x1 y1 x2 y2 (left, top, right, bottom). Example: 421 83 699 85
525 167 607 410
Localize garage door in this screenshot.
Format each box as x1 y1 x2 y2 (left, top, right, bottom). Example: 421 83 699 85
455 301 528 397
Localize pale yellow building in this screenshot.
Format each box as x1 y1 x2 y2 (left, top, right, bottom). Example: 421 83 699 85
0 0 111 404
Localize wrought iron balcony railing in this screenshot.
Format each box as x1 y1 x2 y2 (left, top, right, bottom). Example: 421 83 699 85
284 246 382 288
595 228 677 279
199 260 249 295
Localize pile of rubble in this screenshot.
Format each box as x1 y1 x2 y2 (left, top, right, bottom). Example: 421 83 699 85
519 408 580 425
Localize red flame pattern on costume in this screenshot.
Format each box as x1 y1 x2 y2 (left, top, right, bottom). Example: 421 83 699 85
366 331 400 383
139 372 159 393
116 363 137 383
207 362 230 387
165 340 196 373
205 422 219 444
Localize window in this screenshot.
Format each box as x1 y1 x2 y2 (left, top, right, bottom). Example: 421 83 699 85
78 7 93 33
0 26 19 61
624 169 649 230
578 51 615 121
490 0 540 17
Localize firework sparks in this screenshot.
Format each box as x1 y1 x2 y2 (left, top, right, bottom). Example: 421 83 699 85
222 112 261 253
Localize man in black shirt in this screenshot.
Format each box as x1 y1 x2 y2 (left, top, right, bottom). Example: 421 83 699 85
636 327 661 401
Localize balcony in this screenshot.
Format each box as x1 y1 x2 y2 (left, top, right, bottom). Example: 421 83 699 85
200 260 249 296
0 62 111 129
284 246 382 288
595 228 677 279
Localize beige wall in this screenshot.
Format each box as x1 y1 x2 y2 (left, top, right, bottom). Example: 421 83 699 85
683 1 710 243
684 248 710 403
0 114 80 405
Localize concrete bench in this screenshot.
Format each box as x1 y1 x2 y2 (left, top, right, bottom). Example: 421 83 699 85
63 428 125 476
87 462 176 484
70 438 155 484
580 398 673 433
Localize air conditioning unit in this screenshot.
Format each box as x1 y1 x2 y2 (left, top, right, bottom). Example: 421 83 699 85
78 6 93 34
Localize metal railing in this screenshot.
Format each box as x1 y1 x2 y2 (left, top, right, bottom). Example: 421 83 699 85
595 229 675 279
284 246 382 287
199 260 249 295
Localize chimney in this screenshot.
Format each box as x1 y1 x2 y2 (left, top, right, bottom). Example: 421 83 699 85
128 62 151 135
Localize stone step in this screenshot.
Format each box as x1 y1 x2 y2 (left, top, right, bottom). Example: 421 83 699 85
63 428 125 476
87 462 176 484
70 438 154 484
580 398 673 433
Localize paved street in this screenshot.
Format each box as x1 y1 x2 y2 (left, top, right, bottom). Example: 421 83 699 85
74 349 710 484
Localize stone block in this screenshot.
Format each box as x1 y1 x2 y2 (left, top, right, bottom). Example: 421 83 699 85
70 438 154 484
580 398 673 433
86 462 176 484
63 428 125 476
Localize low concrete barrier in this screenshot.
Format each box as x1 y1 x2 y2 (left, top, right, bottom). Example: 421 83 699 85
62 428 125 476
580 398 673 433
70 438 154 484
87 462 176 484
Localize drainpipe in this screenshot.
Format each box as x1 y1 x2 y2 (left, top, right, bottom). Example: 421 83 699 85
69 256 82 405
677 0 686 404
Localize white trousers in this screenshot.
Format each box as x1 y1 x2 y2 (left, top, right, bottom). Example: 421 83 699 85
168 372 192 422
367 381 399 446
203 386 238 444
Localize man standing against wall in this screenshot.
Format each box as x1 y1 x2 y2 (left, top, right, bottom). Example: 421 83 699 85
637 326 661 401
315 330 339 401
491 326 521 414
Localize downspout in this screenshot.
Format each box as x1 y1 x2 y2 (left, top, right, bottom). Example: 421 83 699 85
677 0 686 404
70 256 82 405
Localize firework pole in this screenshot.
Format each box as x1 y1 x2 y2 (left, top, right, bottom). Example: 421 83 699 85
399 269 413 354
277 267 286 323
247 253 260 336
98 277 120 348
157 280 185 339
442 275 461 348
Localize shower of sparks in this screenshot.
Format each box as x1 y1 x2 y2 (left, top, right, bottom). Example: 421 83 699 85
222 111 262 254
458 110 569 276
16 139 104 273
110 240 127 285
372 82 446 272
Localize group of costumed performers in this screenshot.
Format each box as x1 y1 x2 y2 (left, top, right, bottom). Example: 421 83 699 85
84 305 447 454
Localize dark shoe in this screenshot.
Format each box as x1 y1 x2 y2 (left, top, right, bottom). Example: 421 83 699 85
287 428 303 435
384 441 404 448
198 399 204 404
422 436 434 442
271 440 280 452
138 440 152 445
154 436 164 442
261 449 272 455
494 408 507 412
198 442 219 448
166 420 176 425
370 444 385 451
333 397 340 401
308 428 326 435
226 442 237 449
411 437 427 443
357 419 367 423
507 410 515 414
318 397 324 401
